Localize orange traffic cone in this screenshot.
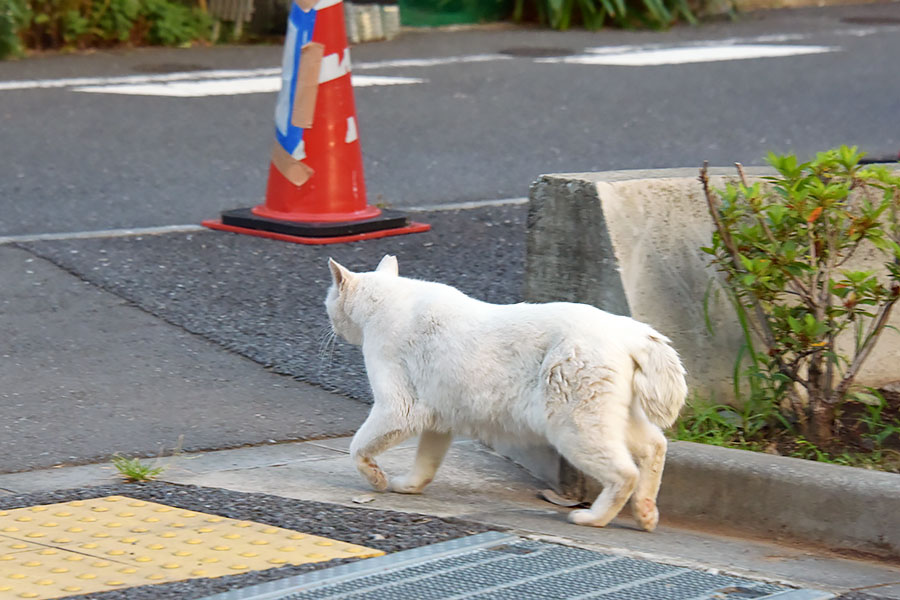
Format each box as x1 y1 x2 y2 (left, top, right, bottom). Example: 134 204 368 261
203 0 429 245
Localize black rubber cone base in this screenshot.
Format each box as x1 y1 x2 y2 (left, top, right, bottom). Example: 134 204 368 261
220 207 411 238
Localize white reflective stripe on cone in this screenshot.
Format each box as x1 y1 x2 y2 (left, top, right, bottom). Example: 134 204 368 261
319 49 352 83
345 117 358 143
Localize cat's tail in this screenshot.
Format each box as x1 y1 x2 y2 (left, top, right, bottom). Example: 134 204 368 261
631 333 688 429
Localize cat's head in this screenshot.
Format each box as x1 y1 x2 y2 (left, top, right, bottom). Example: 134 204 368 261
325 255 399 345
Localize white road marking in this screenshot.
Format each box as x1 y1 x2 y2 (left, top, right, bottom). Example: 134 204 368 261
538 44 836 66
404 197 529 212
0 68 280 91
352 53 513 70
71 74 424 97
0 224 205 245
1 199 529 244
0 54 509 92
579 26 888 56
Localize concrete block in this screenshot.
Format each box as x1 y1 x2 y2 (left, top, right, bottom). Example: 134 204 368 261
525 168 900 402
511 168 900 559
659 441 900 559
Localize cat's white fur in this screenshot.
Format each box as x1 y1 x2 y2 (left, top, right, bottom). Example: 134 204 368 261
325 255 687 531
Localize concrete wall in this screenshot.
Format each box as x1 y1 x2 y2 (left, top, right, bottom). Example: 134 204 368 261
525 168 900 404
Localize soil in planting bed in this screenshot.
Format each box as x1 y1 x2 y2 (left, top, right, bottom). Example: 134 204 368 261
0 481 498 600
768 386 900 473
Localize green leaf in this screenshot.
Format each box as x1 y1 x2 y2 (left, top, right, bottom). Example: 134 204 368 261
766 204 788 226
851 391 883 406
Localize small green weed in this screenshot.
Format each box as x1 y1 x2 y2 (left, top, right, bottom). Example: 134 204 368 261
513 0 696 31
111 454 166 482
675 400 763 451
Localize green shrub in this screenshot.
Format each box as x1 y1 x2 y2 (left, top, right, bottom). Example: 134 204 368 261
141 0 210 46
513 0 695 30
5 0 210 54
701 147 900 445
1 0 30 59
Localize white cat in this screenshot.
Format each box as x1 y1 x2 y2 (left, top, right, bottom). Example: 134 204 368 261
325 255 687 531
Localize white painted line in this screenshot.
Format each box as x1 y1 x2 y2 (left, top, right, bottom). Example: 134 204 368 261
73 77 282 97
0 224 206 245
580 26 890 56
353 54 513 70
582 35 809 55
539 44 836 66
0 68 280 91
0 54 507 92
404 197 529 212
0 200 528 244
71 74 424 97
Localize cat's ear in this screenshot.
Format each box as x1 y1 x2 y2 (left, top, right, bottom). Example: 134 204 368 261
328 258 354 289
375 254 399 276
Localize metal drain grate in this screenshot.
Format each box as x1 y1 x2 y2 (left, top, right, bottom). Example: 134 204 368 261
198 532 835 600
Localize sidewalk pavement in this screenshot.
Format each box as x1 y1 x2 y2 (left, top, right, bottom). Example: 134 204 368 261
1 436 898 598
3 210 898 598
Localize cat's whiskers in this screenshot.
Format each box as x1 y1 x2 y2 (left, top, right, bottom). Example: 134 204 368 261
317 326 338 366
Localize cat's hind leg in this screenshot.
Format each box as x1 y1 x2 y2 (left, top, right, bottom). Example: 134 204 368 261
544 361 639 528
349 406 412 492
557 434 639 528
627 411 668 532
389 430 453 494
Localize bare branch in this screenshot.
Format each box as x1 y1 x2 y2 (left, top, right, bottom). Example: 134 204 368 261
735 162 750 187
833 295 899 402
700 163 780 351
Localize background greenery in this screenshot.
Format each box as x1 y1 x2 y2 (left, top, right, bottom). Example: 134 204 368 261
0 0 212 58
1 0 703 60
680 147 900 473
513 0 696 30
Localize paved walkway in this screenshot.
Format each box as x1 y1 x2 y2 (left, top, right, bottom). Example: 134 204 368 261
2 438 898 599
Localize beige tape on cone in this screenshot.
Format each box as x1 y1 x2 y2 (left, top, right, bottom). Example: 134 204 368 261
292 42 325 129
271 143 314 186
294 0 317 11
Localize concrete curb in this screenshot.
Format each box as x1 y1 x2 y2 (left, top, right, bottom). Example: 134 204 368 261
727 0 892 16
496 439 900 560
661 441 900 559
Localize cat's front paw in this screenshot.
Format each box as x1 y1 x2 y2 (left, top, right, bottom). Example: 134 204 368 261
358 457 389 492
567 509 606 527
365 469 388 492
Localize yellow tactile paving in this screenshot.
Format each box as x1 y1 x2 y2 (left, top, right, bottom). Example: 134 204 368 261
0 496 383 599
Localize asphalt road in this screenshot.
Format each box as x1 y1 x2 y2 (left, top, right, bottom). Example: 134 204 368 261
1 3 899 236
2 3 900 472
